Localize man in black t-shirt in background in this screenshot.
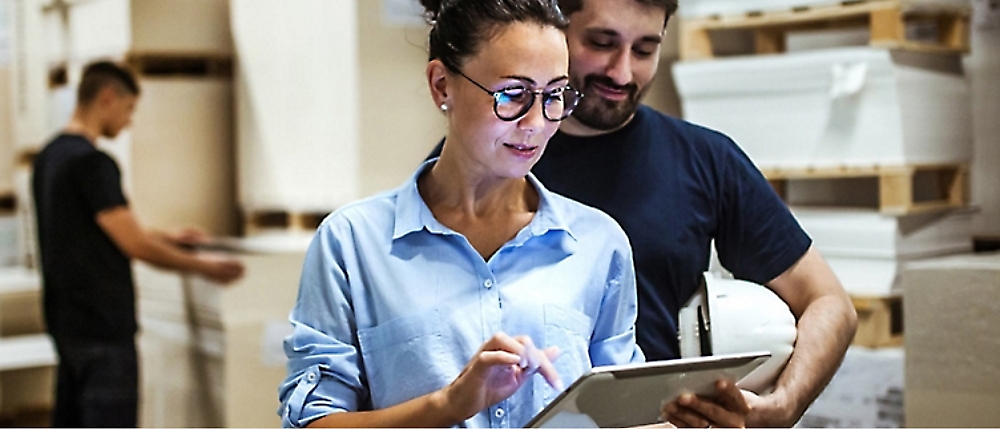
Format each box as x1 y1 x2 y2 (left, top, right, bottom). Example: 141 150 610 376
31 61 244 428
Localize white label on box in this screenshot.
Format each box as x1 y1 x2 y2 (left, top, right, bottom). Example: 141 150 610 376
261 320 294 368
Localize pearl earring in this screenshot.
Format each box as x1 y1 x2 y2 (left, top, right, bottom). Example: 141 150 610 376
440 104 448 112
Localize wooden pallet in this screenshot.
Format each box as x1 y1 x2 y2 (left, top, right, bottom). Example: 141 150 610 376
851 294 903 347
973 236 1000 253
15 148 39 168
681 0 971 60
243 210 329 235
764 163 967 215
126 52 233 78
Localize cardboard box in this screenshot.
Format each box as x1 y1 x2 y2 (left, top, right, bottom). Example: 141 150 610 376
902 252 1000 427
796 346 904 428
674 47 972 169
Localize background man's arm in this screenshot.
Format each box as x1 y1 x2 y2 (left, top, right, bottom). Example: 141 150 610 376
96 206 244 284
754 245 858 427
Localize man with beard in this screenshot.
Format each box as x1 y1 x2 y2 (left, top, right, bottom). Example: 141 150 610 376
429 0 858 426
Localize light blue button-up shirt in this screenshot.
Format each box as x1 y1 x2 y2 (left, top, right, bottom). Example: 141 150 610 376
279 160 644 428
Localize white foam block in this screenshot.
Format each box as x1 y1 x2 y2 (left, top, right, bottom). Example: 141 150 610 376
674 47 972 169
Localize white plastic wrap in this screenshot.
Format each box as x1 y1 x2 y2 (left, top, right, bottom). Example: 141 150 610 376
674 47 973 169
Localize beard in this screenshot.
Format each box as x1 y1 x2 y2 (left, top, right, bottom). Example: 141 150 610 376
569 74 648 131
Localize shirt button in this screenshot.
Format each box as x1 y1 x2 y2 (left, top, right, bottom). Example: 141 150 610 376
307 373 317 382
495 408 505 419
484 279 493 288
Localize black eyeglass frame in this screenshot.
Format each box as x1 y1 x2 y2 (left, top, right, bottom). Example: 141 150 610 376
455 70 582 122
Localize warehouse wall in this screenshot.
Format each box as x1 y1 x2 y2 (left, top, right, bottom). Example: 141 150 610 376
357 1 446 197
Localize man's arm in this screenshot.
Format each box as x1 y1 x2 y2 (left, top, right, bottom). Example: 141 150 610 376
662 246 856 428
750 245 857 427
96 206 244 283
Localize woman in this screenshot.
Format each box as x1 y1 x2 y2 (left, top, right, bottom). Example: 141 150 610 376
279 0 644 427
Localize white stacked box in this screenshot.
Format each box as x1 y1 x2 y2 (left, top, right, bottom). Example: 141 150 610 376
128 78 237 235
796 346 905 428
902 253 1000 428
232 0 361 213
674 47 972 169
678 0 970 19
136 236 308 428
793 207 972 295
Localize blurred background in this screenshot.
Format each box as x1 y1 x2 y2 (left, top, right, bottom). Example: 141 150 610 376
0 0 998 427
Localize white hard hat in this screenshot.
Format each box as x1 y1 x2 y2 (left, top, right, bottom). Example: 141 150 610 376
678 273 798 394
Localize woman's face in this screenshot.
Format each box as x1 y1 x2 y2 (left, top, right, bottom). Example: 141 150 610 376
443 22 570 180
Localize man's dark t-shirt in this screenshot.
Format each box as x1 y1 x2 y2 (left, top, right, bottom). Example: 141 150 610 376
32 134 136 342
429 105 811 360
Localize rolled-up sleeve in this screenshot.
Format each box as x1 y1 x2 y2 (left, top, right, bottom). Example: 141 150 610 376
278 222 368 428
589 245 645 366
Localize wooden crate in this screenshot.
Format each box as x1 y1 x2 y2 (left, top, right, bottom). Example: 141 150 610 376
851 294 903 347
243 210 329 235
681 0 971 60
765 163 967 215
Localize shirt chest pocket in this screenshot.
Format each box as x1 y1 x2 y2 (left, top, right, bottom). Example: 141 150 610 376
357 309 450 410
540 304 593 401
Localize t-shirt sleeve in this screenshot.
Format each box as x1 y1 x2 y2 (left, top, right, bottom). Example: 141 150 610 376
75 152 128 216
713 137 812 285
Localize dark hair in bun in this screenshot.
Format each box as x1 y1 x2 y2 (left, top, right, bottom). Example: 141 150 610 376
420 0 568 73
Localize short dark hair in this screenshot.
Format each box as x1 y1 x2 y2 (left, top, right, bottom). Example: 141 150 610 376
77 61 140 105
557 0 677 27
420 0 569 73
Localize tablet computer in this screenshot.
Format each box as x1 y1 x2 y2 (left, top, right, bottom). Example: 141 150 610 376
525 351 770 428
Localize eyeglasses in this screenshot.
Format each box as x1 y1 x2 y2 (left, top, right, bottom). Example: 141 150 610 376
456 70 582 122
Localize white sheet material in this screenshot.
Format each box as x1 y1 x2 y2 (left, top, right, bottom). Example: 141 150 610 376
793 207 972 259
792 207 972 295
674 47 972 169
0 334 57 371
232 0 361 212
678 0 970 18
0 267 39 295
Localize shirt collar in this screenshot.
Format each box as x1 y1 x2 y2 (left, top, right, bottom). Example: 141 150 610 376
392 158 578 244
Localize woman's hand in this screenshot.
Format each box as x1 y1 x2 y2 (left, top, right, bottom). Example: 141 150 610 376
435 332 561 422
